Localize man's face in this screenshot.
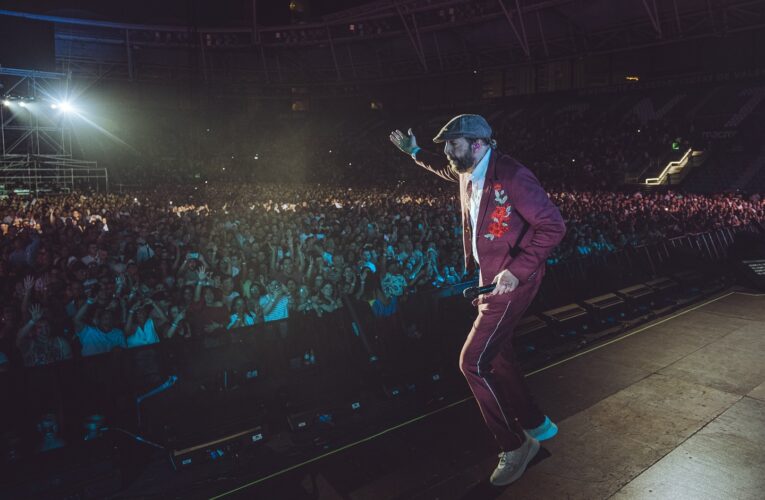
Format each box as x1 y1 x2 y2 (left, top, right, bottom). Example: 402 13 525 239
443 137 476 174
98 311 115 332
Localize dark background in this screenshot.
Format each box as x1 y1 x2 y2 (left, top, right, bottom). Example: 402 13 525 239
0 0 367 26
0 17 55 71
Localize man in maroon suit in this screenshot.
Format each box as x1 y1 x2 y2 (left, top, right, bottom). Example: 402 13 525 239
390 114 566 486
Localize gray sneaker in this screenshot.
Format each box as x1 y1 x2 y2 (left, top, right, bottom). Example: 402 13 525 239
489 434 540 486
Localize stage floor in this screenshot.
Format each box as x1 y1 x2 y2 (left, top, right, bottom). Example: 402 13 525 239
206 289 765 500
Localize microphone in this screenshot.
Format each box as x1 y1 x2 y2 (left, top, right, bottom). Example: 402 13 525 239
463 284 496 300
136 375 178 404
136 375 179 427
100 427 166 450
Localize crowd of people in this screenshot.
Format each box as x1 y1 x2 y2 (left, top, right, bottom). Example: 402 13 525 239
112 85 717 195
0 180 763 372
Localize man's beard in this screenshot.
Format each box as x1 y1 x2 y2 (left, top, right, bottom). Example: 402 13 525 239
447 151 474 174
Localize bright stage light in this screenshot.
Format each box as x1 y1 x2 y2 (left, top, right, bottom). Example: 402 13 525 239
50 101 76 113
2 99 10 107
18 101 27 108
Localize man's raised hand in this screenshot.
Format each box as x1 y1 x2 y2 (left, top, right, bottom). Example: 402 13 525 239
29 304 43 323
23 275 35 293
389 128 418 156
197 266 208 282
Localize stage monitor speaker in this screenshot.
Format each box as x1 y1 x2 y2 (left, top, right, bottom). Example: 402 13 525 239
645 277 679 301
730 231 765 290
542 303 590 338
738 259 765 291
672 270 704 290
170 425 266 469
582 293 626 325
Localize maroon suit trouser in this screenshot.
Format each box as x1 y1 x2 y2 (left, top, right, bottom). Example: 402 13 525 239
459 272 546 451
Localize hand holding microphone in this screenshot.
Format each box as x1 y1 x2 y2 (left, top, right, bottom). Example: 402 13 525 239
490 269 519 295
463 269 520 300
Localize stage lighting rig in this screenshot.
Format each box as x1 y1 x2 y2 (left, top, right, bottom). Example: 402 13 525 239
2 95 39 109
51 100 77 113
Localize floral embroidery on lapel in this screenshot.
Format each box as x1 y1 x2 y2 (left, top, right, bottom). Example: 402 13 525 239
484 183 512 241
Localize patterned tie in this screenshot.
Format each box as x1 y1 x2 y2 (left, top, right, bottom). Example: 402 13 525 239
466 179 473 211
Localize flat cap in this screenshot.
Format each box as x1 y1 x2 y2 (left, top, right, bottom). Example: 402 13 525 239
432 114 492 143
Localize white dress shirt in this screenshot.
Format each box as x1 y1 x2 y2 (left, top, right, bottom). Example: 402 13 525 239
467 149 491 265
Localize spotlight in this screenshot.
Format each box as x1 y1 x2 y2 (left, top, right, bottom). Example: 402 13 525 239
18 101 27 108
50 101 76 113
2 99 10 107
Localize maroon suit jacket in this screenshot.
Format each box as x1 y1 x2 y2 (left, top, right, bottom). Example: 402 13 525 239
415 148 566 290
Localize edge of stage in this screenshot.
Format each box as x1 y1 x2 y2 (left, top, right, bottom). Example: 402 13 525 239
107 287 765 499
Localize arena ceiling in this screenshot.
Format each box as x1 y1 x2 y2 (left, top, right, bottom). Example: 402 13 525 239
0 0 764 86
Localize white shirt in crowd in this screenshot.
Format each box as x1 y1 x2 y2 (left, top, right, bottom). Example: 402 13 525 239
259 294 289 322
126 318 161 348
136 243 155 263
77 325 127 356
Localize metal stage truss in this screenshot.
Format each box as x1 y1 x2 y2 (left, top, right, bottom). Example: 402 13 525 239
0 67 107 194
